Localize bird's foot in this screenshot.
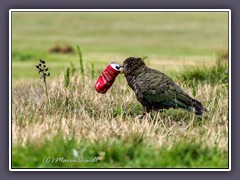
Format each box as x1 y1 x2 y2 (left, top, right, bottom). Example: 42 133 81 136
134 112 150 121
135 114 145 120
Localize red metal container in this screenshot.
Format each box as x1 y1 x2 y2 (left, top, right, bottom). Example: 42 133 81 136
94 62 122 94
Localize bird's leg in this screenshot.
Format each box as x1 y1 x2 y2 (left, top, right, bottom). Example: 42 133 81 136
135 113 145 120
135 106 151 120
145 106 151 114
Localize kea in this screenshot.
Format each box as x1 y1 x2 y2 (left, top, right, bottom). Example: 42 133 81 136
123 57 208 116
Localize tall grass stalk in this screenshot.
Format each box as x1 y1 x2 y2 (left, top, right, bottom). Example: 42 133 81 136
91 63 95 79
76 45 84 77
64 68 70 88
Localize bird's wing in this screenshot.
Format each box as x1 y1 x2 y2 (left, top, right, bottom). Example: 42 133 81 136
136 71 191 109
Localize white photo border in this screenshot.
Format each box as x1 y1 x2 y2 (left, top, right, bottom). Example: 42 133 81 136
9 9 231 171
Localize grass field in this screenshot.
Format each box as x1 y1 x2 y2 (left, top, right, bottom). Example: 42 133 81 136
11 11 229 169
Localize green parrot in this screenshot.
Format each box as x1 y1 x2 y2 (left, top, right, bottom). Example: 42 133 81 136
123 57 208 116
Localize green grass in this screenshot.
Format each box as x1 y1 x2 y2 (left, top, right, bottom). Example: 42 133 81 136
12 135 227 168
178 51 228 85
12 12 228 57
12 11 228 79
12 59 229 168
11 12 229 169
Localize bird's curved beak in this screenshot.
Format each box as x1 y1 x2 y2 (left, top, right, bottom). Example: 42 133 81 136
119 65 124 74
120 67 124 74
114 63 124 74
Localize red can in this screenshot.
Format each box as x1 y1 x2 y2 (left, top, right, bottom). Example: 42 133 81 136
94 62 122 94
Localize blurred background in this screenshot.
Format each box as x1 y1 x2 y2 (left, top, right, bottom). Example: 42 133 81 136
11 11 228 80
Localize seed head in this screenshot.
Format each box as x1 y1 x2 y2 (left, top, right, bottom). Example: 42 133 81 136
40 59 45 64
36 59 50 80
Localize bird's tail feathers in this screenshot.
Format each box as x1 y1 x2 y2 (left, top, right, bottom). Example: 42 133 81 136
190 98 208 116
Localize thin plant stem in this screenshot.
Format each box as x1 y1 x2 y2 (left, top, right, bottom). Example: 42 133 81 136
44 77 49 102
36 59 50 104
76 45 84 78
